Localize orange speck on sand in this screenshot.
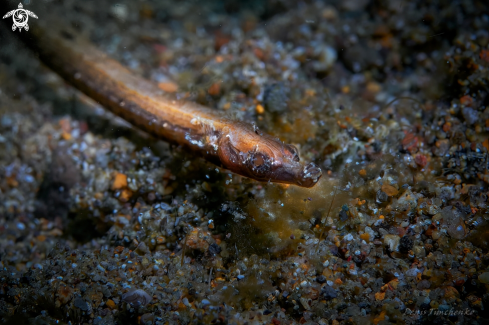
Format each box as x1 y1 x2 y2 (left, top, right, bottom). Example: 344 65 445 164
305 89 316 97
334 278 343 285
61 132 72 141
112 173 127 190
480 49 489 63
460 95 473 106
94 192 104 200
59 118 71 133
444 286 459 299
402 131 418 152
6 176 18 187
381 183 398 196
442 123 451 132
482 139 489 151
388 279 400 289
208 82 221 96
36 235 46 242
337 121 348 129
415 154 428 167
375 291 385 301
158 81 179 93
252 47 265 60
358 169 367 176
375 283 389 301
379 215 385 219
360 233 370 241
106 299 117 309
119 188 133 202
178 302 187 309
255 104 265 114
373 311 386 324
156 236 165 244
366 81 381 93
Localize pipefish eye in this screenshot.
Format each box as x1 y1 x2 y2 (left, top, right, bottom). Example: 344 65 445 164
285 144 300 162
247 152 271 176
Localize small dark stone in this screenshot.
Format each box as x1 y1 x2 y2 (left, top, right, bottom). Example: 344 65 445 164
159 202 172 211
353 253 366 265
451 130 466 145
371 141 382 152
263 310 272 315
122 289 152 307
358 302 368 308
316 275 326 284
339 210 348 221
78 282 88 293
417 279 431 290
264 83 289 113
208 243 221 256
376 190 388 203
399 236 414 254
336 303 348 311
99 308 110 317
452 201 471 215
321 285 337 300
462 106 478 125
73 296 89 311
329 245 338 256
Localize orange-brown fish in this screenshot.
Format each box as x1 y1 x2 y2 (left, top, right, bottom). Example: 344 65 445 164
3 12 321 187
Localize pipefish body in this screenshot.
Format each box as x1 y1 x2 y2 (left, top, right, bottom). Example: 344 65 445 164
1 11 322 187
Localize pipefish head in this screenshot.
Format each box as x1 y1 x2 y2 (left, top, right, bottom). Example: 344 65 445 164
218 122 322 187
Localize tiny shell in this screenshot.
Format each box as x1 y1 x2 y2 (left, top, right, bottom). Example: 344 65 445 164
121 289 152 307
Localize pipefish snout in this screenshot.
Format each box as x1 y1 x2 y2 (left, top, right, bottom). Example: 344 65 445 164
4 15 322 188
217 122 322 187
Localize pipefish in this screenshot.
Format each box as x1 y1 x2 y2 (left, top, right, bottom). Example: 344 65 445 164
2 11 322 188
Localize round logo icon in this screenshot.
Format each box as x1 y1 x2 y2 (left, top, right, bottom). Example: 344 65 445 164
2 3 38 32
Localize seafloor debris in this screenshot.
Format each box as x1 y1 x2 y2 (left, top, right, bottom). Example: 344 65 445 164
1 0 489 324
121 289 153 308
